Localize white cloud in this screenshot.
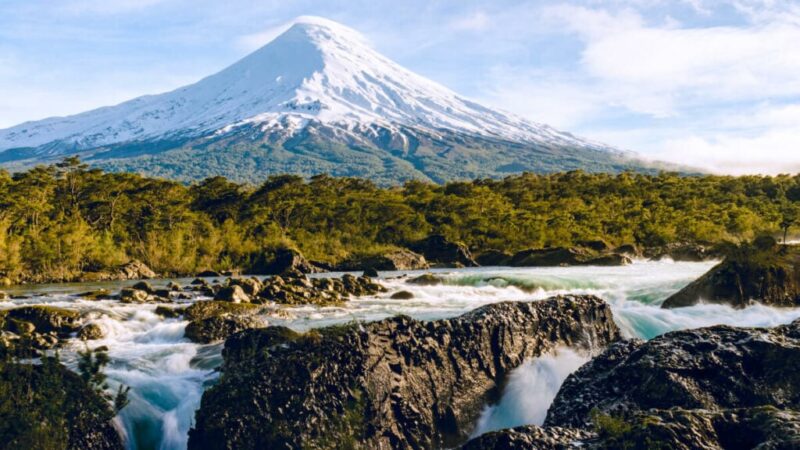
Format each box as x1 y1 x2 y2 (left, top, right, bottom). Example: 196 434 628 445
655 129 800 175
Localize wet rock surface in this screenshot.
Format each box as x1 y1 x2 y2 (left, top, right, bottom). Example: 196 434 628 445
185 315 267 344
663 242 800 308
461 425 593 450
188 295 620 450
545 319 800 429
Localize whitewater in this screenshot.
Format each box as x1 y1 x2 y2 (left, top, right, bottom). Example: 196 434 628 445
4 259 800 449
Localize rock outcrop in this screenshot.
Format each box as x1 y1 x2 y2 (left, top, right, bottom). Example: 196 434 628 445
249 248 320 275
545 319 800 429
337 249 429 271
663 241 800 308
509 247 631 267
185 315 267 344
475 250 513 266
0 359 123 449
409 235 478 267
188 295 620 450
645 242 719 262
461 425 592 450
80 260 157 282
463 407 800 450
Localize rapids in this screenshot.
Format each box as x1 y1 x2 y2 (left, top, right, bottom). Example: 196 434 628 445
4 259 800 449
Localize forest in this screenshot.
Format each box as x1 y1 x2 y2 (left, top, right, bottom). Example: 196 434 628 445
1 157 799 283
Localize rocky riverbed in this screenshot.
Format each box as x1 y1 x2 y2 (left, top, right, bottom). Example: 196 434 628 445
2 260 800 449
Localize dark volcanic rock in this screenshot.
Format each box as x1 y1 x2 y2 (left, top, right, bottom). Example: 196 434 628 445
545 319 800 429
182 301 259 321
409 235 478 267
510 247 590 267
663 242 800 308
250 248 320 275
510 247 631 267
185 315 267 344
461 425 593 450
338 249 429 271
407 273 445 286
0 360 123 449
475 250 513 266
214 285 250 303
466 407 800 450
390 290 415 300
2 306 80 334
188 295 620 450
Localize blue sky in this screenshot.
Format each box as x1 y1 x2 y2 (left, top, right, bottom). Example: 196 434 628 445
2 0 800 174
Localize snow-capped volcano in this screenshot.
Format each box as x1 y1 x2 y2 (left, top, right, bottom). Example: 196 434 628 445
0 16 667 183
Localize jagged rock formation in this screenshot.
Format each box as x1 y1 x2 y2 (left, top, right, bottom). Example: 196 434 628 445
663 241 800 308
463 407 800 450
545 319 800 428
188 295 620 449
461 425 592 450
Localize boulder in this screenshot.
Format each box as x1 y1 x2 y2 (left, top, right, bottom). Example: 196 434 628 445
185 315 267 344
390 290 414 300
190 278 209 286
196 270 221 277
407 273 445 286
131 281 154 294
0 291 9 301
663 242 800 308
3 306 81 334
188 295 620 450
545 319 800 429
362 267 379 278
0 360 123 449
509 247 590 267
337 249 429 271
182 301 259 321
154 306 185 318
214 285 250 303
116 259 156 279
475 250 513 266
77 289 112 301
119 288 149 303
228 277 262 296
78 323 105 340
409 235 478 267
255 273 386 306
251 248 320 275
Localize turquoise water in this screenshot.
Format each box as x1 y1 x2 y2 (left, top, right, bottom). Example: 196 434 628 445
4 259 800 449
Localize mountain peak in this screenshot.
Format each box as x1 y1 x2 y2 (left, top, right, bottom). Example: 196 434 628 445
0 16 637 182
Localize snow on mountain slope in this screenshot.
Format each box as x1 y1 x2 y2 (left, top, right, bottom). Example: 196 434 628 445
0 16 611 154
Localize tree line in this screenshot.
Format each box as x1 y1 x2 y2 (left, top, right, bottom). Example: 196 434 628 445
1 157 799 282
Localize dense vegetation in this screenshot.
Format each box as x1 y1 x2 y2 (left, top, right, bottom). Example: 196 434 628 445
1 157 799 283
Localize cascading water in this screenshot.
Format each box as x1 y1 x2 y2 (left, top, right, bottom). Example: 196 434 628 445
5 259 800 449
471 348 589 436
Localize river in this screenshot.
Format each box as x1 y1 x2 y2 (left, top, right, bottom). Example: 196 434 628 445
4 259 800 449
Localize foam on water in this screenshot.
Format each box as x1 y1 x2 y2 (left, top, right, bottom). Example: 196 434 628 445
5 259 800 449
